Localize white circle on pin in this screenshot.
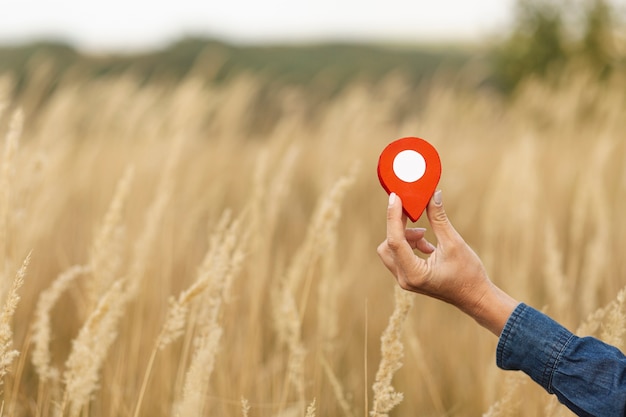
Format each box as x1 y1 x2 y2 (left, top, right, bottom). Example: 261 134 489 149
393 150 426 183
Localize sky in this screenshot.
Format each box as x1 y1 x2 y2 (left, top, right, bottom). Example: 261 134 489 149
1 0 516 52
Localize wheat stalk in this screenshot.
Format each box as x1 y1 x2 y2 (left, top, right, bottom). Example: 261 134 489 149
61 279 126 417
370 287 413 417
0 110 22 298
273 168 358 411
315 169 352 352
305 398 316 417
600 287 626 350
87 166 134 311
174 324 223 416
173 212 248 415
159 210 233 350
31 265 89 383
320 355 355 417
482 373 527 417
241 396 251 417
0 252 30 386
543 220 571 322
132 210 234 417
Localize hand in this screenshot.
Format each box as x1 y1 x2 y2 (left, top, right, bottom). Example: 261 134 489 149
377 191 518 335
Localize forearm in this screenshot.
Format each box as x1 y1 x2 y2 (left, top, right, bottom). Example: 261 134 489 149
455 280 519 336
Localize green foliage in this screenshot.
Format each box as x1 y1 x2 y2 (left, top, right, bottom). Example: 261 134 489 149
580 0 616 74
491 0 567 92
491 0 624 92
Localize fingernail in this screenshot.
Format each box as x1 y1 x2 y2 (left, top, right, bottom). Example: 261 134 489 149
433 190 442 206
388 192 397 206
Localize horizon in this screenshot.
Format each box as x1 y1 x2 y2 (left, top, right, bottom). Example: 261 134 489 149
1 0 514 53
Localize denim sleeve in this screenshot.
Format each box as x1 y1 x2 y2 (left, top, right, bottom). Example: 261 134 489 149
496 303 626 417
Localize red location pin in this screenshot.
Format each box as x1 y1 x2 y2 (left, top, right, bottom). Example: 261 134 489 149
377 137 441 222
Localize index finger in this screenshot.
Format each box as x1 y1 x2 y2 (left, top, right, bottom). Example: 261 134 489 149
386 193 417 265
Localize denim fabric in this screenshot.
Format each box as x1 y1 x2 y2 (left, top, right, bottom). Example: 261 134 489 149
497 303 626 417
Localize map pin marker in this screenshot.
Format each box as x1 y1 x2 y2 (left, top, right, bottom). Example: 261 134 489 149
377 137 441 222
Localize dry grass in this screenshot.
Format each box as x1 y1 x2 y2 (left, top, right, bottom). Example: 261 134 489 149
0 62 625 417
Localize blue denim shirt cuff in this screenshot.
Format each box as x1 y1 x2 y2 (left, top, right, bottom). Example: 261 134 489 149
496 302 574 393
496 302 626 416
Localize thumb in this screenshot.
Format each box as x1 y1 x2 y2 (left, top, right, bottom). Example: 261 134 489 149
426 190 460 246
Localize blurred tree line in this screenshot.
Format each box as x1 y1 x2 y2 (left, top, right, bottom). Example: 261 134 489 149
491 0 625 92
0 0 623 106
0 39 469 97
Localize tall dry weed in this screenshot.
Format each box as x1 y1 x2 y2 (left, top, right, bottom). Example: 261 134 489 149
272 167 357 411
61 279 126 417
320 355 355 417
0 252 29 386
0 62 623 416
32 265 89 383
0 110 22 298
173 212 248 415
370 287 414 417
543 221 571 323
87 167 134 311
305 398 317 417
482 373 527 417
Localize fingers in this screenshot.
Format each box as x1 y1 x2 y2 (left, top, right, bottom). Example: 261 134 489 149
385 193 407 248
426 190 461 249
405 228 436 253
379 193 435 291
376 240 396 273
384 193 418 264
379 193 432 272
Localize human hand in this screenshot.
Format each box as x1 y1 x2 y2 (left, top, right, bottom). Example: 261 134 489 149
376 190 518 335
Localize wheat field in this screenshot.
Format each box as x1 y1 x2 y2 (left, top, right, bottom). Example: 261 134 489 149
0 61 625 417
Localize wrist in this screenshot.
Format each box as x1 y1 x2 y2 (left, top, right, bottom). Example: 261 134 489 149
460 281 519 336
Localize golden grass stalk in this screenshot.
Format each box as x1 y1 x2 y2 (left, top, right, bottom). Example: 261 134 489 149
273 168 358 410
158 209 234 350
125 134 183 299
0 62 623 415
122 135 185 404
320 355 356 417
173 324 223 416
0 109 22 296
600 287 626 350
162 213 234 341
0 252 29 385
305 398 316 417
194 213 247 330
578 194 611 315
61 279 126 417
281 291 306 405
370 287 414 417
576 301 612 337
569 140 613 315
405 329 445 414
482 373 527 417
132 210 235 417
87 166 134 311
285 165 358 300
241 396 251 417
316 212 340 354
31 265 89 383
173 212 248 415
542 220 571 323
256 146 300 244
